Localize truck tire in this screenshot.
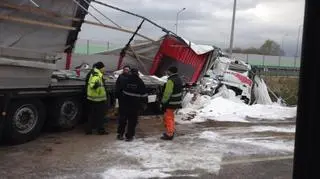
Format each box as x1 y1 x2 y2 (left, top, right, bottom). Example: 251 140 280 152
48 97 82 130
4 100 46 144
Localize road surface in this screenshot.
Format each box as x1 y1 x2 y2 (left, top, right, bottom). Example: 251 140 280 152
0 116 295 179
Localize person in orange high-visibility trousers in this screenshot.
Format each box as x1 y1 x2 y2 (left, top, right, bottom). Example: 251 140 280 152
161 66 183 140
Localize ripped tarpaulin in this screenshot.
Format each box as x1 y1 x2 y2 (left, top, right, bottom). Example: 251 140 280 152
0 0 89 58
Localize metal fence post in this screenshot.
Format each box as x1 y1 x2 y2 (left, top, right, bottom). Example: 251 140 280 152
87 40 90 55
107 41 110 51
262 55 265 67
294 56 297 68
246 54 249 63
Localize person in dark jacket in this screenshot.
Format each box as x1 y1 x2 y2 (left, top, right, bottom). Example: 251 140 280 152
161 66 183 140
115 65 131 138
117 68 147 141
115 65 131 108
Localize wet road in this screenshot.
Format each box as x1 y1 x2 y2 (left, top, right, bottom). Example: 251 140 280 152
0 116 295 179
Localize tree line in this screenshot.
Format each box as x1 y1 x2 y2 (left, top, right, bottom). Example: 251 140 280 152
225 40 285 56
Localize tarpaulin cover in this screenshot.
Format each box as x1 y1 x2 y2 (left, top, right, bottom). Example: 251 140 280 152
0 0 88 60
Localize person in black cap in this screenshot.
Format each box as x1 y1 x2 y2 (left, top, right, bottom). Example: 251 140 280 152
160 66 183 140
115 65 131 112
86 61 108 135
117 68 147 141
115 65 131 138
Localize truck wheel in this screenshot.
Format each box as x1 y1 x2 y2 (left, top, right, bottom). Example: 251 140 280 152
48 98 82 130
4 100 45 144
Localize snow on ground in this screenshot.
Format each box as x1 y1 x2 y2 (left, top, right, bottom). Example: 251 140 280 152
250 125 296 133
177 89 297 123
102 129 294 178
102 132 224 178
227 137 294 152
102 168 171 179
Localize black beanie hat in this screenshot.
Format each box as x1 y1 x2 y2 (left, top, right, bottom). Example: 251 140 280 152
168 66 178 74
131 68 139 75
94 62 105 69
123 65 131 69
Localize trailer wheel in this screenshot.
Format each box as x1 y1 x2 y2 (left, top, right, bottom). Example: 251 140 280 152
4 100 45 144
48 98 82 130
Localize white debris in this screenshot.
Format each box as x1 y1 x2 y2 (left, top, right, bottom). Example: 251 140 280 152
150 75 167 83
253 76 273 105
177 87 297 123
160 75 168 82
181 37 214 55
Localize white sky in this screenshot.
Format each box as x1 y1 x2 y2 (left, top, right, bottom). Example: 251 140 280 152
79 0 305 56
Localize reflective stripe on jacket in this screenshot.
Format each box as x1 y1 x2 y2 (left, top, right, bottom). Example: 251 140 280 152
123 90 148 98
122 74 148 111
161 74 183 109
87 68 107 102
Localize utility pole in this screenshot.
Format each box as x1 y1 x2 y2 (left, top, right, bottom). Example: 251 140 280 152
279 34 288 67
294 25 303 67
229 0 237 56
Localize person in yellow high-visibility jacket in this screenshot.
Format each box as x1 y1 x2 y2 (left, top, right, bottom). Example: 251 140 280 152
86 62 108 135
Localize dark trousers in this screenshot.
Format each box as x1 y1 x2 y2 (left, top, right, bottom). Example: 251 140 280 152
86 100 106 133
117 110 138 139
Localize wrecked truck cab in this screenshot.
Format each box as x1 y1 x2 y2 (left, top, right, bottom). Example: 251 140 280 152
202 57 253 104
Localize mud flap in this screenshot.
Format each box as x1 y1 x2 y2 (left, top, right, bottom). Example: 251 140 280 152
0 113 5 142
0 93 11 142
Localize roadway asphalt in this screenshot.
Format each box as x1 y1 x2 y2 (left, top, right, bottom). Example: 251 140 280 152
0 116 295 179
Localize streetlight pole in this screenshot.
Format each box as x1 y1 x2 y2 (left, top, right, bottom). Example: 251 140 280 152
294 25 303 67
279 34 288 67
229 0 237 56
176 8 186 35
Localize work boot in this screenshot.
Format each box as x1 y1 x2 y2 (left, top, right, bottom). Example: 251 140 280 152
117 134 124 140
85 131 93 135
98 129 109 135
160 133 174 140
125 137 134 142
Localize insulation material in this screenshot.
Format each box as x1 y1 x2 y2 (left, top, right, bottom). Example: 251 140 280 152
181 37 215 55
253 76 273 105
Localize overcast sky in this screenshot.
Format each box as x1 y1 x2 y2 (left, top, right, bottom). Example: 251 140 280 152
79 0 305 56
